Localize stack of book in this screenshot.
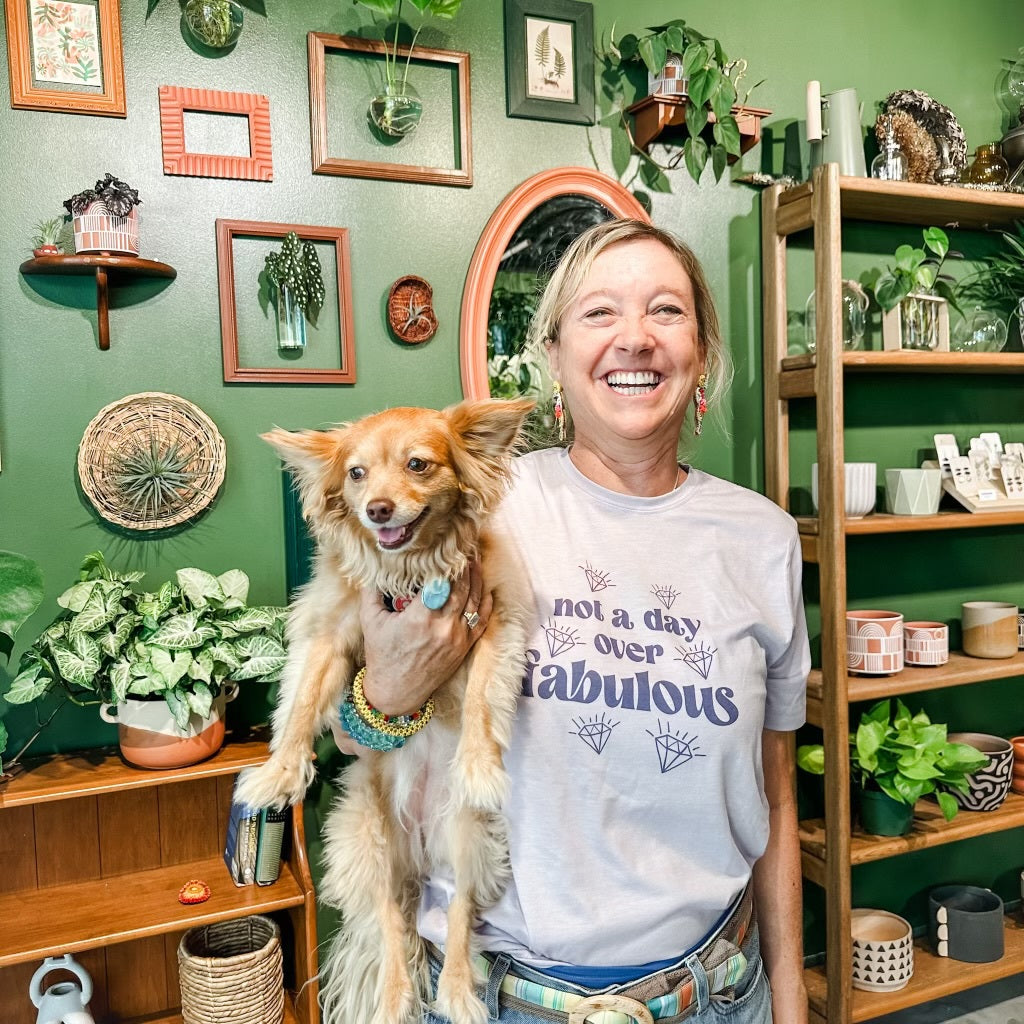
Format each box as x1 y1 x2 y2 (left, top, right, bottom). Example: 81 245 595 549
224 775 287 887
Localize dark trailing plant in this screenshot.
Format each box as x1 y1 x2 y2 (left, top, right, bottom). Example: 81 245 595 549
63 173 142 217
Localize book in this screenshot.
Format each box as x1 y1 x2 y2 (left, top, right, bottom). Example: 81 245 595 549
224 781 260 887
255 806 287 885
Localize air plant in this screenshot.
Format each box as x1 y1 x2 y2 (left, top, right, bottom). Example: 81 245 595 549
263 232 326 325
116 436 201 522
30 216 65 255
63 173 142 218
402 291 435 334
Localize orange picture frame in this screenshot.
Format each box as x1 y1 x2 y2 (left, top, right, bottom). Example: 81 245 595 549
216 219 357 384
159 85 273 181
5 0 126 116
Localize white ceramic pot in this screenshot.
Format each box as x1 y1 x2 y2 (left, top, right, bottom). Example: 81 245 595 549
885 468 943 515
100 684 238 769
812 462 877 518
961 601 1019 659
850 908 914 992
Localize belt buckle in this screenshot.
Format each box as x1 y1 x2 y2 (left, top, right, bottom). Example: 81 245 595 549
567 994 655 1024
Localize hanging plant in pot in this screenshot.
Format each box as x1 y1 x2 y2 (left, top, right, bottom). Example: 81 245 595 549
262 232 325 352
147 0 267 52
3 551 288 770
797 698 988 837
357 0 466 138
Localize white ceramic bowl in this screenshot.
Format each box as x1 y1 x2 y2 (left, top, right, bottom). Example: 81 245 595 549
812 462 877 518
851 908 914 992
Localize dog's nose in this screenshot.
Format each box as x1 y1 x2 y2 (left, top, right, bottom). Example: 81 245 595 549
366 499 394 524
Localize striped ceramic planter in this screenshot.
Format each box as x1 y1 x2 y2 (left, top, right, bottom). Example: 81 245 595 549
73 200 139 255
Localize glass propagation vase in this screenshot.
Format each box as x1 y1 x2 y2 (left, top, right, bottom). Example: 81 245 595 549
184 0 244 49
899 293 943 350
951 307 1008 352
803 280 868 352
276 284 307 351
368 82 423 138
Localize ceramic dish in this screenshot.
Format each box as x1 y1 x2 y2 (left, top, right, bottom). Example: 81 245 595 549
851 908 914 992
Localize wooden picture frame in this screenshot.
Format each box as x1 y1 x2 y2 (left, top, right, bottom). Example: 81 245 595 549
503 0 594 125
216 219 356 384
307 32 472 187
5 0 126 116
159 85 273 181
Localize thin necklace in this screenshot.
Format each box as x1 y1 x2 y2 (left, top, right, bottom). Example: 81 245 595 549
672 465 684 491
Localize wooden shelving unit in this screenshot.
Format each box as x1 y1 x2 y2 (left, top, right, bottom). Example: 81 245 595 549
0 733 318 1024
762 167 1024 1024
19 253 176 350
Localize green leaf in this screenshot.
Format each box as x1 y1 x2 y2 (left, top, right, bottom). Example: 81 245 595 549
148 612 217 650
687 67 714 109
232 635 288 681
186 681 213 719
892 773 927 804
208 643 243 672
99 612 139 659
217 569 250 607
151 648 192 689
894 245 922 272
936 790 959 821
663 25 685 55
188 648 214 683
69 584 121 636
637 34 668 76
796 744 825 774
109 658 132 703
710 78 735 122
58 581 99 613
0 550 44 660
713 115 742 157
683 136 708 183
873 272 908 312
681 41 707 77
4 664 52 704
164 687 191 731
223 608 277 635
686 100 709 138
52 633 101 687
176 568 225 608
422 0 464 17
711 144 728 182
0 719 6 765
923 226 949 259
78 551 108 579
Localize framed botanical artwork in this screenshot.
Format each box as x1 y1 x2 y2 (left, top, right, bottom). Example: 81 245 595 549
216 219 356 384
307 32 472 187
503 0 594 125
4 0 126 116
159 85 273 181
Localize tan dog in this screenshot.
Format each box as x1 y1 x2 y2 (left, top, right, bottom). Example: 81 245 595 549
236 398 534 1024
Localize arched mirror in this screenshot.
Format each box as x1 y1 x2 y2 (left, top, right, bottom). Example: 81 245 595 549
460 167 650 400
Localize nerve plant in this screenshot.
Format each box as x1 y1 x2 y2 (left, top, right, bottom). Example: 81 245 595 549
3 551 287 763
797 698 988 822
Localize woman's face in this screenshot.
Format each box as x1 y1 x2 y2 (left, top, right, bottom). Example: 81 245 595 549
547 237 704 452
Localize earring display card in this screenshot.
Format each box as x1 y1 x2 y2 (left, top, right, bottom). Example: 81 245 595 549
926 431 1024 512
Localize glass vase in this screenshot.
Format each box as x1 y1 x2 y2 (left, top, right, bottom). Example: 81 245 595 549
276 284 306 351
951 307 1008 353
900 293 942 350
368 82 423 138
184 0 244 50
967 143 1010 185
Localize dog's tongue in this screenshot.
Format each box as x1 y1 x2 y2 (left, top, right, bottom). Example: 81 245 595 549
377 525 407 545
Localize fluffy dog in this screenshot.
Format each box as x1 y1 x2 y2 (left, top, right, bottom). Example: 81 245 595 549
236 398 534 1024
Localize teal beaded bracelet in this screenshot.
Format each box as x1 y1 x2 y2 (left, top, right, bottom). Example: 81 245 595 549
339 693 406 751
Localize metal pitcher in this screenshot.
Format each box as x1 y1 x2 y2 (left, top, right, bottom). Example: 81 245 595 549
809 85 867 177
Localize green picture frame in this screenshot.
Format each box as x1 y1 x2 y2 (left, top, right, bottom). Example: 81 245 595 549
503 0 594 125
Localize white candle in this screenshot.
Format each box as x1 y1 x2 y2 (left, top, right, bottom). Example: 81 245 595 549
806 80 822 142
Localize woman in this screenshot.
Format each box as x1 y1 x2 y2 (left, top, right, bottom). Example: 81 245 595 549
344 219 810 1023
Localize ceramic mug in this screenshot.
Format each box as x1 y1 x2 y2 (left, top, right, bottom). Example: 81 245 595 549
847 610 904 675
961 601 1019 659
903 621 949 666
812 462 877 518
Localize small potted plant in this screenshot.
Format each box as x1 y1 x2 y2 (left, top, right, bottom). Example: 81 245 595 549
3 551 287 770
606 19 765 184
263 231 326 351
797 698 989 836
871 226 960 351
356 0 466 138
30 217 66 257
63 173 142 256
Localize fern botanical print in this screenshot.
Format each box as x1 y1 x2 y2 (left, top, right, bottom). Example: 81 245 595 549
525 16 575 102
30 0 102 87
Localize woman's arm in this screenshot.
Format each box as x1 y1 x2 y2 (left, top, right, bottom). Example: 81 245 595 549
753 728 808 1023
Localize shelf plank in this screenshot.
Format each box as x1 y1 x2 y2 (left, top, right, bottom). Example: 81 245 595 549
806 915 1024 1022
796 509 1024 535
0 854 305 968
0 732 270 808
805 650 1024 702
783 350 1024 376
19 254 176 278
801 791 1024 869
777 175 1024 232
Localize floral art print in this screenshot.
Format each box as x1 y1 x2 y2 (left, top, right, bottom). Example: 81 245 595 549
525 17 575 103
30 0 102 87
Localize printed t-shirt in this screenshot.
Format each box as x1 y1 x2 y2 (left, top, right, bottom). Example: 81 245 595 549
418 447 810 969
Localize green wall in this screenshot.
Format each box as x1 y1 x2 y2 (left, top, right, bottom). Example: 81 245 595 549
2 0 1022 967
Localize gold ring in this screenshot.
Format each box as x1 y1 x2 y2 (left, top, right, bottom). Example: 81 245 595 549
464 610 480 629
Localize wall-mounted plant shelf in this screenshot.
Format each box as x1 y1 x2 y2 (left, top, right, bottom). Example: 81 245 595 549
624 97 771 156
19 254 176 351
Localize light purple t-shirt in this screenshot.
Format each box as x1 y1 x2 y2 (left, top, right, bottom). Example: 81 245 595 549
418 447 809 969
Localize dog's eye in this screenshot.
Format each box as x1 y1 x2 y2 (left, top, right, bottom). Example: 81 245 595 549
407 458 429 473
348 466 366 481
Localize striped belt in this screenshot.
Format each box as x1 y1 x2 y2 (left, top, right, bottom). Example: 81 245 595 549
472 887 754 1024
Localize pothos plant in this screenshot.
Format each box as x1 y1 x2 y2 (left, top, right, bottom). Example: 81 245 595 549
871 226 961 313
606 19 759 185
355 0 465 96
263 232 326 326
3 552 288 755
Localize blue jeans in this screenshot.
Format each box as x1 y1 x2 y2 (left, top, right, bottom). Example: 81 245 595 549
423 928 772 1024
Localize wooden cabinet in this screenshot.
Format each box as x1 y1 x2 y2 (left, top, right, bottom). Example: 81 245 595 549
0 734 318 1024
762 163 1024 1024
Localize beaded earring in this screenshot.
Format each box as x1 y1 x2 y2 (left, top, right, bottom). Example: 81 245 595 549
552 381 566 442
694 373 708 437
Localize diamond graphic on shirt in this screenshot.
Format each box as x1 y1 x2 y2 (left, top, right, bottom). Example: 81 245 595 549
579 562 614 592
651 583 679 610
544 619 581 658
675 642 717 680
571 712 619 754
646 720 706 773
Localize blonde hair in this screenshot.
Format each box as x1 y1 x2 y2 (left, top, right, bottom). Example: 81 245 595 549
527 218 733 439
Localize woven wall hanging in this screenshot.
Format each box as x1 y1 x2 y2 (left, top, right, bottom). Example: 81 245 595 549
78 392 226 531
387 275 438 344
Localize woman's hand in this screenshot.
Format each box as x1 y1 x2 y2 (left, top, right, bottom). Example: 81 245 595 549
359 561 492 718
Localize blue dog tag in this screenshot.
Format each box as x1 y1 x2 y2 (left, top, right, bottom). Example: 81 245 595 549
420 578 451 610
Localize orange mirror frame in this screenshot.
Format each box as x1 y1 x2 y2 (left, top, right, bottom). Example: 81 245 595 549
459 167 650 400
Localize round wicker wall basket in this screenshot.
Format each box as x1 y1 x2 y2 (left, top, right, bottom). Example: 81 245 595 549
77 392 226 532
178 915 284 1024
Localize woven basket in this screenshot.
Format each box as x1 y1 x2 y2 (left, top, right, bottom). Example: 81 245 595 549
178 915 284 1024
77 392 226 531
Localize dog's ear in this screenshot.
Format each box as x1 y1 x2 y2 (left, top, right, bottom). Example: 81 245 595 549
444 399 535 464
262 427 345 471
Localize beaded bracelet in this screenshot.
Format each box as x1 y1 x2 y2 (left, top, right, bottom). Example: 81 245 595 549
338 694 406 751
350 667 435 739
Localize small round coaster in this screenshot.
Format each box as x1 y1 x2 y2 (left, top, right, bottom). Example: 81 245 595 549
420 578 451 610
178 879 211 905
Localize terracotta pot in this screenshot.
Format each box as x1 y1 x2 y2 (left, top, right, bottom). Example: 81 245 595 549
847 610 904 675
858 788 913 836
1010 736 1024 759
903 620 949 667
100 685 238 769
32 244 60 257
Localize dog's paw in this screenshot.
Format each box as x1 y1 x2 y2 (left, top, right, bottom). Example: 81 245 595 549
371 966 416 1024
234 757 314 810
434 967 488 1024
455 752 508 812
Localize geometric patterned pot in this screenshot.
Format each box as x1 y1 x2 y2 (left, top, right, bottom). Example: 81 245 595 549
73 200 139 256
847 610 904 675
851 908 914 992
947 732 1013 811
